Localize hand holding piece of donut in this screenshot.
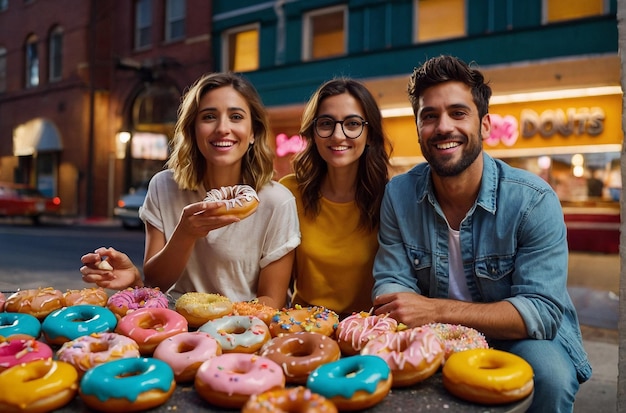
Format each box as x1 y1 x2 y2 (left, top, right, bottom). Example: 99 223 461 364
80 247 143 290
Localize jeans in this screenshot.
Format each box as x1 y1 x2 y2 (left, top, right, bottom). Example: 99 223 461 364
491 338 579 413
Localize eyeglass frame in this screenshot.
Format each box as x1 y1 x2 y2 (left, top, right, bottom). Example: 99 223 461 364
313 115 369 139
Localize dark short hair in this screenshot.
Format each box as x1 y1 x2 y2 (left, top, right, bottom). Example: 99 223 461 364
408 55 492 119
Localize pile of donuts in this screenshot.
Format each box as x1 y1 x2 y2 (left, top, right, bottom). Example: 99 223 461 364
0 287 535 412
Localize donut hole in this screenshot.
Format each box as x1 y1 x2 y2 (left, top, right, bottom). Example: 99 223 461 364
176 342 197 354
219 326 246 335
70 316 92 323
138 318 165 330
345 367 362 379
116 369 144 379
89 342 110 353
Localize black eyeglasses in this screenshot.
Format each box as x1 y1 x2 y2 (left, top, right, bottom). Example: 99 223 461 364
313 116 368 139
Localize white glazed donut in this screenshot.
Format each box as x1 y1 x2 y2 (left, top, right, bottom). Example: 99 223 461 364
204 185 259 219
198 315 270 354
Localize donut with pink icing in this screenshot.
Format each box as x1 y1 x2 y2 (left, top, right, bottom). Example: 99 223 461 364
361 326 445 387
56 332 140 377
116 307 188 355
106 287 169 319
335 311 398 355
153 331 221 382
0 339 53 372
194 353 285 409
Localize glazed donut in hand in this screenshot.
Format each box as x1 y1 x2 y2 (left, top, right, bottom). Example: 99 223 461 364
175 292 233 328
153 331 221 383
259 331 341 384
199 315 270 354
41 305 118 346
107 287 169 319
443 348 534 405
79 357 176 412
243 386 338 413
195 353 285 409
0 359 78 413
116 307 188 355
204 184 259 219
269 305 339 337
0 339 53 372
361 326 444 387
4 287 64 320
307 354 392 411
56 332 140 377
429 323 489 360
63 287 108 307
335 311 398 356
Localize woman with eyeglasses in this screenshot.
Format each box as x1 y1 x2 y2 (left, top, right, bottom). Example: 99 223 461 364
279 78 393 317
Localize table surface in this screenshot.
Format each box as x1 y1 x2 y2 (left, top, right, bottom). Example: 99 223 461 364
2 289 532 412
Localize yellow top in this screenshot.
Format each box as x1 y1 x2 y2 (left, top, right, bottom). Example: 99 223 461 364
280 174 378 316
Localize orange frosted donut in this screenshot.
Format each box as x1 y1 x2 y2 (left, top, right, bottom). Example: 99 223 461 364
269 305 339 337
153 331 222 383
56 332 140 377
0 359 78 412
259 331 340 384
429 323 489 360
195 353 285 409
107 287 169 319
4 287 64 320
116 307 188 355
204 185 259 219
335 311 398 356
63 287 108 307
443 348 534 405
175 292 233 328
243 386 338 413
361 326 444 387
198 315 270 354
232 300 278 326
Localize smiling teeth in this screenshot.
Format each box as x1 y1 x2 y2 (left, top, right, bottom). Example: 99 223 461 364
331 146 349 151
212 141 233 147
437 142 460 150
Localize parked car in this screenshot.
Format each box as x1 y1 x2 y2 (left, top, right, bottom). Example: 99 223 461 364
114 183 147 229
0 181 61 224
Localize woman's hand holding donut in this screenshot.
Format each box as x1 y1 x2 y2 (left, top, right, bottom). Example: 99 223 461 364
80 247 143 290
176 201 240 239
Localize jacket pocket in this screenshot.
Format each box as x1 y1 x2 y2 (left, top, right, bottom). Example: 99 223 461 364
406 247 432 294
474 256 514 299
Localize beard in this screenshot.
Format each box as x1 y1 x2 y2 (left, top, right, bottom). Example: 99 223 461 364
420 131 483 177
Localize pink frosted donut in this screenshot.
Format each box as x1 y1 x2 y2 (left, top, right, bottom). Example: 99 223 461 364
361 326 445 387
56 332 140 377
335 311 398 356
107 287 168 319
195 353 285 409
0 339 53 372
428 323 489 360
116 307 188 355
154 331 222 383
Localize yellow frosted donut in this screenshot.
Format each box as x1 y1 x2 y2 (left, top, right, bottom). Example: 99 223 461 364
175 292 233 328
442 348 534 405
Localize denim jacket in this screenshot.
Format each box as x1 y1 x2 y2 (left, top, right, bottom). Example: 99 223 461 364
373 152 591 383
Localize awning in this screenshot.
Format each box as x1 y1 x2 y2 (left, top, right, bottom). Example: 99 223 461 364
13 118 63 156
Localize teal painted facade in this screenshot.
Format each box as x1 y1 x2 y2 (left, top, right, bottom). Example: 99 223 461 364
212 0 618 107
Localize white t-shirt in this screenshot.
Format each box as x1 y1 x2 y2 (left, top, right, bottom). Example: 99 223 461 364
139 170 301 301
447 227 471 300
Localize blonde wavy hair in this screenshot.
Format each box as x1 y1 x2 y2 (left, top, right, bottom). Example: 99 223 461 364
167 72 275 191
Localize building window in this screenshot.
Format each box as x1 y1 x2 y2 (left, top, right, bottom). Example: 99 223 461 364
222 24 259 72
0 47 6 92
49 26 63 82
303 6 346 61
165 0 185 41
25 35 39 88
415 0 466 43
543 0 607 24
135 0 152 49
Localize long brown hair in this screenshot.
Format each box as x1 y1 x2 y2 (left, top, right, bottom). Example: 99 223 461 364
293 78 392 231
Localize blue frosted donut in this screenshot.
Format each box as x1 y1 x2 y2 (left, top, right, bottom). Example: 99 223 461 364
79 357 175 411
41 305 117 345
0 312 41 339
307 354 392 411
